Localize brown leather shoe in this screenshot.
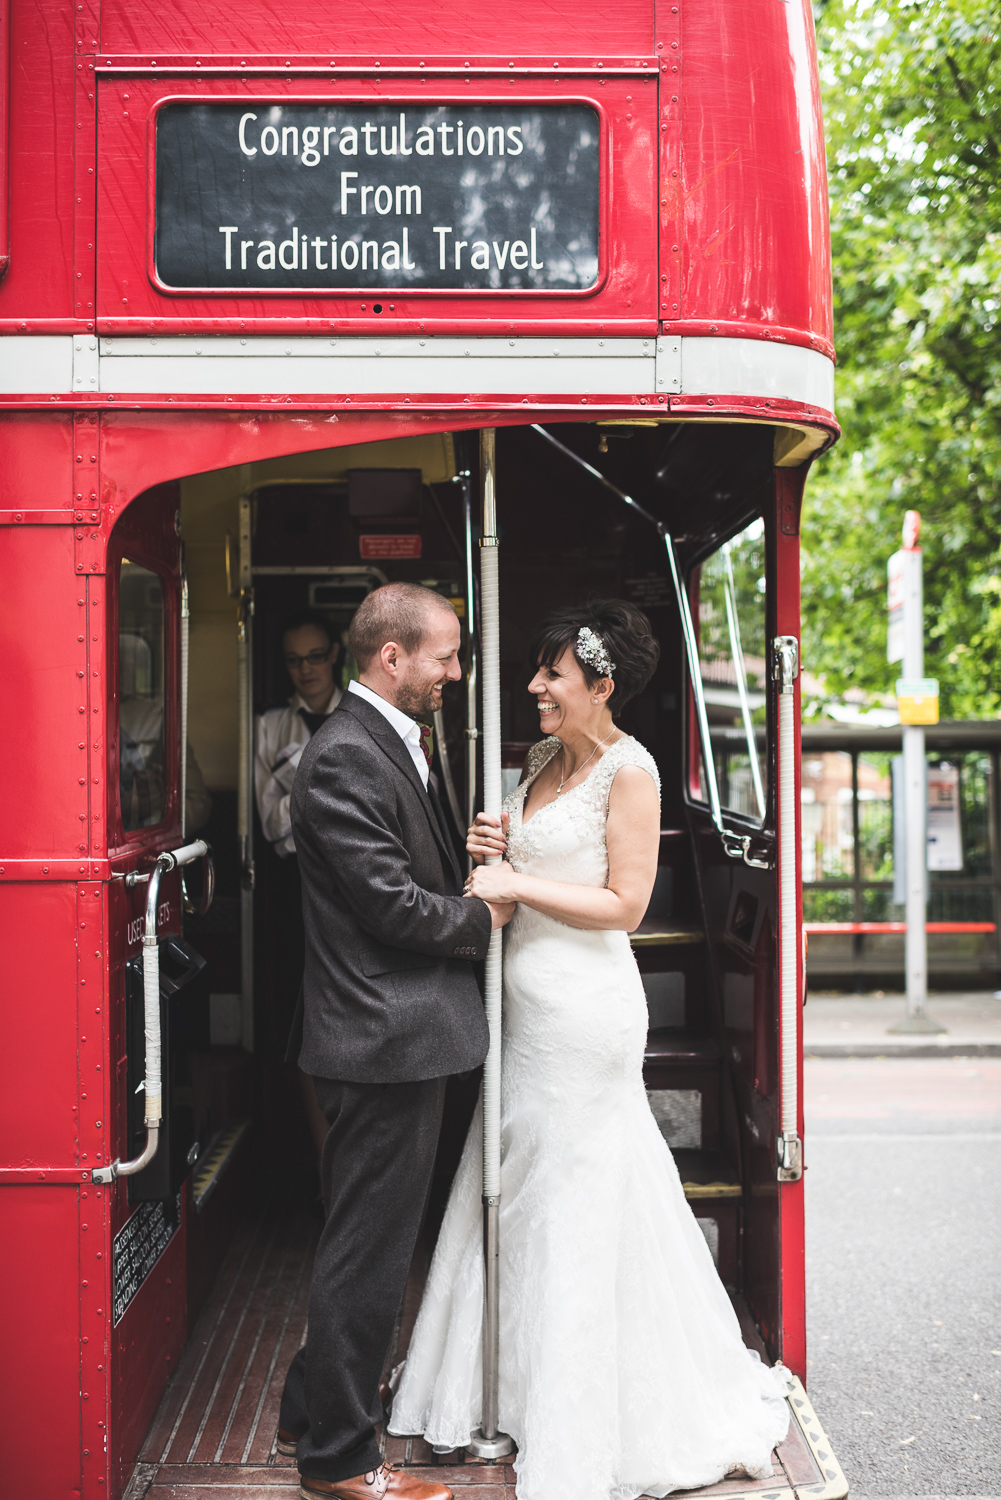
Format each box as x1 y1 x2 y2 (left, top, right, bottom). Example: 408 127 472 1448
300 1463 451 1500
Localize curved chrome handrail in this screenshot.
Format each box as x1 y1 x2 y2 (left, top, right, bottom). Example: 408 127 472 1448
93 839 211 1185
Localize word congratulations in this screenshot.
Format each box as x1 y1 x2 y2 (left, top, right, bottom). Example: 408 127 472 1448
237 110 524 163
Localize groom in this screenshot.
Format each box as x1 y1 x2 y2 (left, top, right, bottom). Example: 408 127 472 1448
279 582 512 1500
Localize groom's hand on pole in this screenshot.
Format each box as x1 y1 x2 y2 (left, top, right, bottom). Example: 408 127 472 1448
488 900 516 930
466 810 509 865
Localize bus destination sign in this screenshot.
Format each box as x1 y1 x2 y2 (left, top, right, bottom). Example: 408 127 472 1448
155 103 600 293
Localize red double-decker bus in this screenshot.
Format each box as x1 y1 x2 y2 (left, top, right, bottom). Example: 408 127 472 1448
0 0 845 1494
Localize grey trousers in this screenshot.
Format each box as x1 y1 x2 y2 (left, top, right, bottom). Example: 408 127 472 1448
280 1074 448 1481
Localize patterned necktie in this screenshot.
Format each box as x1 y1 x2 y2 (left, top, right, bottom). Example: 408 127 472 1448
417 721 434 770
298 707 330 737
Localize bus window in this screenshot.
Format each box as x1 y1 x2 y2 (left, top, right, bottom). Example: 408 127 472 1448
696 518 768 822
119 560 167 831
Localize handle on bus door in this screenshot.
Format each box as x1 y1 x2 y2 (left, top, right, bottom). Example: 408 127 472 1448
92 839 213 1185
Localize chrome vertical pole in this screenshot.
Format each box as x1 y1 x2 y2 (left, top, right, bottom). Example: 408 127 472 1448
467 430 514 1460
463 469 480 874
237 494 255 1052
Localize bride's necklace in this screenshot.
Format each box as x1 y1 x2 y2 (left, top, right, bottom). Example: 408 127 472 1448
557 727 617 797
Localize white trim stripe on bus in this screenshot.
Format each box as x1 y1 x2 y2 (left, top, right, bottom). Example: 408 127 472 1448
0 334 836 414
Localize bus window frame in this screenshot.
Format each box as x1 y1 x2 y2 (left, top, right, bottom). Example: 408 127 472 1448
683 509 773 839
107 532 180 854
142 87 614 304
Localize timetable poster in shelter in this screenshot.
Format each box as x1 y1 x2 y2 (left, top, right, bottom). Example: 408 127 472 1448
926 763 963 872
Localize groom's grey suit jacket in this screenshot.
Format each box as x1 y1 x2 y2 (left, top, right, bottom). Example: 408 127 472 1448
291 690 492 1084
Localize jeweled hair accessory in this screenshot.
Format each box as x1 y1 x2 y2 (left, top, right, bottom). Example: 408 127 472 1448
574 625 616 678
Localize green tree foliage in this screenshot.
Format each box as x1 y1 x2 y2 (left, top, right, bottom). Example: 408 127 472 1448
804 0 1001 718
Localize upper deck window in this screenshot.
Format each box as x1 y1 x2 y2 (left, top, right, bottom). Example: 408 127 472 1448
119 560 166 831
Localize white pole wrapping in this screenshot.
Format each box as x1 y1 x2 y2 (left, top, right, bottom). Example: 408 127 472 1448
468 429 515 1459
480 429 502 1201
143 929 163 1124
774 636 802 1182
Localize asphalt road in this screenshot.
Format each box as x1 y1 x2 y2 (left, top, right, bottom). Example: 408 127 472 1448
804 1057 1001 1497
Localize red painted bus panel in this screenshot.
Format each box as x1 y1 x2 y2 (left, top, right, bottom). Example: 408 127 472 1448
0 881 80 1164
679 0 832 352
99 0 657 61
0 1187 83 1500
773 469 807 1376
0 0 831 348
95 75 657 333
0 524 100 859
4 0 77 319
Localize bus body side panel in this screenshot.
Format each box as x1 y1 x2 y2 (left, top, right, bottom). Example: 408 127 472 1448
100 0 657 61
680 0 832 351
0 1183 83 1498
774 466 807 1378
0 0 78 324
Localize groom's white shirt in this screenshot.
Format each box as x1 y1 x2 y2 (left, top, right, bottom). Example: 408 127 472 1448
347 678 429 789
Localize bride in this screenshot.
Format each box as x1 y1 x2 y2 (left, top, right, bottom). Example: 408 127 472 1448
388 601 790 1500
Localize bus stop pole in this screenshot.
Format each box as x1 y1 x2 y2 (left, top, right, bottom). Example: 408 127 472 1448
890 515 946 1035
467 429 515 1460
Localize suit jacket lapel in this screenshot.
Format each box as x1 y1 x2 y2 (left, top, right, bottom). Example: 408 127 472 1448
339 693 458 879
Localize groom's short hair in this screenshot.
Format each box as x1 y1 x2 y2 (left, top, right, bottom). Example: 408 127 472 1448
349 582 455 670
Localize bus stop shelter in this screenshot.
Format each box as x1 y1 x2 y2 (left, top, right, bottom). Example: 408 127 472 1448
797 720 1001 991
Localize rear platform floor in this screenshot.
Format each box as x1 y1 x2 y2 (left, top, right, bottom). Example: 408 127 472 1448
126 1190 843 1500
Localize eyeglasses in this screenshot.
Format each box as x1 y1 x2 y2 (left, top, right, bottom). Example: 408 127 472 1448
285 650 331 670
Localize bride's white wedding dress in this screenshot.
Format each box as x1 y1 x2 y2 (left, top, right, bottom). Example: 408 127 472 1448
389 735 790 1500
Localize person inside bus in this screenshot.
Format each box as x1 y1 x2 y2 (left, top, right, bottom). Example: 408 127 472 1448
389 601 791 1500
255 611 343 1160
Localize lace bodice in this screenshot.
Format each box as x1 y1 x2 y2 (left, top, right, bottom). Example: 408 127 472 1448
504 734 661 887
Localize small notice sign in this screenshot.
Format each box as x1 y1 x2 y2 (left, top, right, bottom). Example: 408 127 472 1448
895 676 939 725
886 549 905 664
927 763 963 871
359 534 423 559
155 103 600 293
625 574 672 609
113 1195 181 1326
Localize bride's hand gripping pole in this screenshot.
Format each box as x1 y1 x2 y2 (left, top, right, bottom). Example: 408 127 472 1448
466 429 515 1461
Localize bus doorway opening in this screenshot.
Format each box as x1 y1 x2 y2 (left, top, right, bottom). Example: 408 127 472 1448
106 416 840 1496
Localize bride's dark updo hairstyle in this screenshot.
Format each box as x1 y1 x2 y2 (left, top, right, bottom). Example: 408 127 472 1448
530 600 660 718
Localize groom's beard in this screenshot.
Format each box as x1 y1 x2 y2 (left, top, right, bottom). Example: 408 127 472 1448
394 677 444 720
